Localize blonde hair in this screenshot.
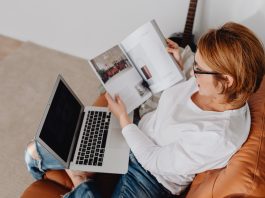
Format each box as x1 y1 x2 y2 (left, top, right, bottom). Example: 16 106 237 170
197 22 265 107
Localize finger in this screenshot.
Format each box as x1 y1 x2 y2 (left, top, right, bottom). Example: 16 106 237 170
166 38 174 43
166 47 175 53
166 40 174 48
174 42 180 48
116 95 123 104
116 95 124 106
167 43 175 49
105 92 110 101
168 39 180 49
105 92 114 104
166 38 177 46
114 94 120 103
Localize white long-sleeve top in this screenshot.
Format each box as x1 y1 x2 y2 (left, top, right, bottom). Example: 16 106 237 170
122 77 250 195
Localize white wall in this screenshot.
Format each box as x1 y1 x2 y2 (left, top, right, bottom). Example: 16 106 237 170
1 0 265 59
194 0 265 44
0 0 188 58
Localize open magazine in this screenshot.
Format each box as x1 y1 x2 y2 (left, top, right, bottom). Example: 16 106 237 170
89 19 184 113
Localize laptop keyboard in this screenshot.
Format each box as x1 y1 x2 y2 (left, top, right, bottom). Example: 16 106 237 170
76 110 111 166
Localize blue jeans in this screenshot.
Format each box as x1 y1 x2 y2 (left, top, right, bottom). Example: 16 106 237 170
25 140 178 198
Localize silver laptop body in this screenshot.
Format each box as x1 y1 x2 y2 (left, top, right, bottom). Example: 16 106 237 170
36 75 130 174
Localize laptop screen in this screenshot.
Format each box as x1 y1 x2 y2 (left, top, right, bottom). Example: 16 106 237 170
39 80 82 162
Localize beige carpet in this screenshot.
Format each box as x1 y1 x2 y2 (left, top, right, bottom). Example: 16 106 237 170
0 42 100 198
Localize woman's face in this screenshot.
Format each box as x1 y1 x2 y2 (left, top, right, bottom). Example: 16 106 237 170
192 51 221 97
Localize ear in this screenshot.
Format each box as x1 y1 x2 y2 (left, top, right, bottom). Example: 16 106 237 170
224 75 234 88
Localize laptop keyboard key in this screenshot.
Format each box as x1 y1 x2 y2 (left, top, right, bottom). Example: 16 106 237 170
76 110 111 166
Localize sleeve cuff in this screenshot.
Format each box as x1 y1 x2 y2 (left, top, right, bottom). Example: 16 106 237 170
122 123 138 135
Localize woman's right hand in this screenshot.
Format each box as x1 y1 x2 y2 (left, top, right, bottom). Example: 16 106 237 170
166 39 183 70
105 93 132 128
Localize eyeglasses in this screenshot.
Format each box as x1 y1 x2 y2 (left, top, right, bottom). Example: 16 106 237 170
193 61 221 78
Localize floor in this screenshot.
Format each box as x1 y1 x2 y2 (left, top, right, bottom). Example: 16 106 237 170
0 35 23 61
0 34 101 198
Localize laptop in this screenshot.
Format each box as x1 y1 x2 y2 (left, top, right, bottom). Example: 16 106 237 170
35 75 130 174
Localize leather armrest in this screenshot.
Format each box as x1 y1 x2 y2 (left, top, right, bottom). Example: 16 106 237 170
92 93 107 107
44 170 73 190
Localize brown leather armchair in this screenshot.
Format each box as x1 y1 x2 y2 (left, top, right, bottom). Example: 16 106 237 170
21 77 265 198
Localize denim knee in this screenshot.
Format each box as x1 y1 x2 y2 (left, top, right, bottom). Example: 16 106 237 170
24 140 64 180
24 146 45 180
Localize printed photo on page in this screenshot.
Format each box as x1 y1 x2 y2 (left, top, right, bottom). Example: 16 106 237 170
90 45 152 113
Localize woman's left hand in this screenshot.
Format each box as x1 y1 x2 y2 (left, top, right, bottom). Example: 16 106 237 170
166 38 184 70
105 93 132 128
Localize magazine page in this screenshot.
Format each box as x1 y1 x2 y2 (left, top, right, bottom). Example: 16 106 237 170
89 45 152 113
121 20 184 93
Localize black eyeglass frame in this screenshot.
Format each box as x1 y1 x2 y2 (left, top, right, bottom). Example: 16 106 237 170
192 61 221 77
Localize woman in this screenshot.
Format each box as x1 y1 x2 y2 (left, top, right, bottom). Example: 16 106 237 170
25 22 265 197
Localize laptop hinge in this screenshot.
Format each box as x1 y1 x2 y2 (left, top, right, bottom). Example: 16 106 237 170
70 111 85 163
